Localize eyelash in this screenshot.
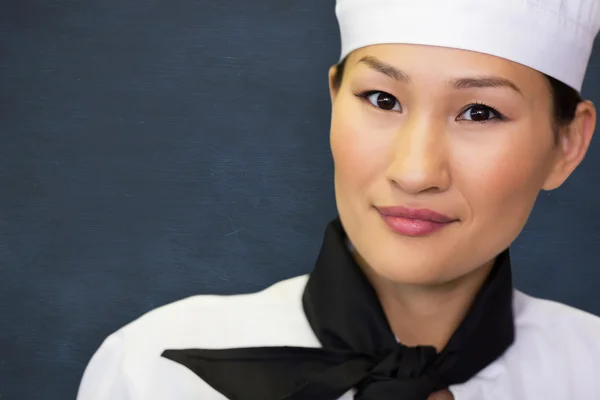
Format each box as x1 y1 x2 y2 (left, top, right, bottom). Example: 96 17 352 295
354 90 507 122
458 101 507 122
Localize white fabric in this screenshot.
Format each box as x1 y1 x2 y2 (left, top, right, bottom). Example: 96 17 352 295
336 0 600 91
77 275 600 400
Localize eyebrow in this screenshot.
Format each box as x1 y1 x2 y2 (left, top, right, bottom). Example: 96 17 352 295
357 55 523 96
358 56 411 82
452 76 523 95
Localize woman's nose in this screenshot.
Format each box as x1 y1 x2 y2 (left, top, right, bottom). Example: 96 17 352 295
384 118 451 195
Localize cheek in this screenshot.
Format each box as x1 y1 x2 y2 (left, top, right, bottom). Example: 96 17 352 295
330 104 390 199
454 128 554 230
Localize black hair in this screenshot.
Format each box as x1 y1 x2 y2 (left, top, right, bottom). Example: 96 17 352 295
332 57 583 129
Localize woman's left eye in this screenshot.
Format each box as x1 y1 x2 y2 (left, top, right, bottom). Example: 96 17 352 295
458 104 505 122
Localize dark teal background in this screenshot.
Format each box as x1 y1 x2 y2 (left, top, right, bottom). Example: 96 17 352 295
1 2 599 399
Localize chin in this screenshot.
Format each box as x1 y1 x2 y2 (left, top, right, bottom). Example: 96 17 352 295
346 217 467 285
363 248 457 286
340 207 479 285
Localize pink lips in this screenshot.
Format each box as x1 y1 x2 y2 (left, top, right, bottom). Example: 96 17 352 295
376 206 457 237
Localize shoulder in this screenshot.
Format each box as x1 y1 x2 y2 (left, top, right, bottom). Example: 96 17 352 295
511 292 600 397
77 274 315 400
457 290 600 400
512 290 600 342
511 290 600 374
119 274 313 349
510 290 600 372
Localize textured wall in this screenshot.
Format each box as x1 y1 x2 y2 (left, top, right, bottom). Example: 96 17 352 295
1 2 599 399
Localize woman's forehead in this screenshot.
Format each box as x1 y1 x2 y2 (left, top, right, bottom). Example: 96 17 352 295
346 44 545 87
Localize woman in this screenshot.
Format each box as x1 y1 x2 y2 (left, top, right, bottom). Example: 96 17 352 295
77 0 600 399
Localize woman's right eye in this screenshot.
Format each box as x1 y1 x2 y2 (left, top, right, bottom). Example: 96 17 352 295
361 91 402 112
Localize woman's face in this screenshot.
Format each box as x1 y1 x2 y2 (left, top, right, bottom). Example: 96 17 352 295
329 44 587 285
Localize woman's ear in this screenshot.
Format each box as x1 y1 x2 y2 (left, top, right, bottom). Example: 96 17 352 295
543 100 597 190
328 65 340 104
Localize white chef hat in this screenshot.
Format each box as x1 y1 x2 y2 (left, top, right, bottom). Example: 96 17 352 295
336 0 600 91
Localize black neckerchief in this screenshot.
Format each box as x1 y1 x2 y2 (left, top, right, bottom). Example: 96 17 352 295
162 217 514 399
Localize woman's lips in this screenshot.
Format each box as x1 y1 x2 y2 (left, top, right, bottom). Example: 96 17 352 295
376 206 458 236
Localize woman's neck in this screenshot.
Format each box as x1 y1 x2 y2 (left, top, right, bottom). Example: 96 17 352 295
356 255 495 351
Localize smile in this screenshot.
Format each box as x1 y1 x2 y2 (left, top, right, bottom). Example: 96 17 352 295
375 206 458 237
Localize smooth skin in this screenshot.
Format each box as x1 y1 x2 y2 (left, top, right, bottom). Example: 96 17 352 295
328 44 596 397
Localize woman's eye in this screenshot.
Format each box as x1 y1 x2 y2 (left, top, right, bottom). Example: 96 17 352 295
459 104 504 122
365 91 402 111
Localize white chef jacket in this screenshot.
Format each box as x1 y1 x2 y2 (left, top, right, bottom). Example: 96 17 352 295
77 275 600 400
